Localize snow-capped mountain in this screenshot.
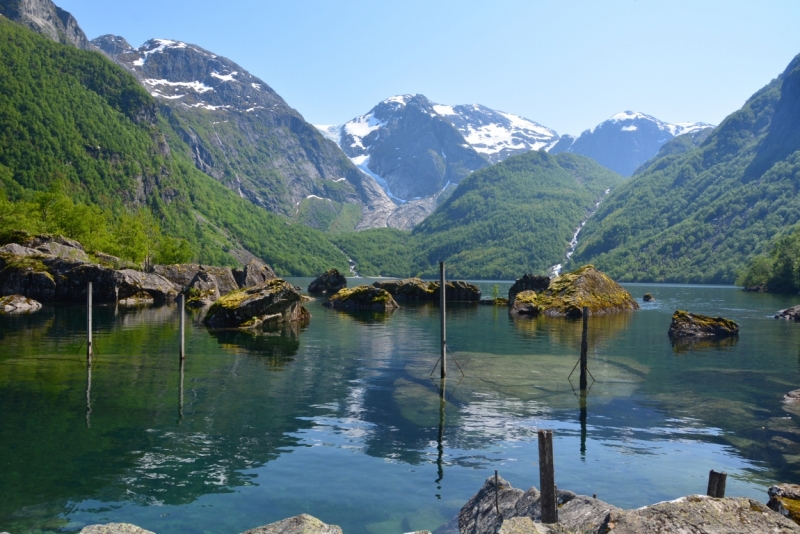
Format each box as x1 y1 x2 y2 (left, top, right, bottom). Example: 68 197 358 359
92 35 394 229
550 111 714 176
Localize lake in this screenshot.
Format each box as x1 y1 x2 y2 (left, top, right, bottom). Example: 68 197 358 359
1 280 799 534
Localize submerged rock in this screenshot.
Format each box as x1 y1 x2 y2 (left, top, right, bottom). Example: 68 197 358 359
776 305 800 321
668 310 739 338
80 525 154 534
0 294 42 313
643 293 655 302
323 285 399 311
508 265 638 318
242 514 342 534
508 274 551 305
769 484 800 525
203 279 309 330
308 269 347 295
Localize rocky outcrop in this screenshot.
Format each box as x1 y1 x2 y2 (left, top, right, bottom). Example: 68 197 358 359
776 305 800 321
115 269 178 304
234 259 276 289
323 286 399 312
605 495 799 533
308 269 347 295
769 484 800 525
668 310 739 338
242 514 342 534
0 294 42 313
79 524 154 534
0 0 96 51
459 475 524 534
203 279 309 330
508 274 551 305
185 271 220 307
372 278 481 302
152 264 239 295
509 265 638 318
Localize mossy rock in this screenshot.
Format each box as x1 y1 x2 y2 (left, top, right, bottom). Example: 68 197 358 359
323 285 399 311
0 294 42 314
373 278 481 302
769 484 800 525
668 310 739 338
204 279 308 330
509 265 639 317
308 268 347 295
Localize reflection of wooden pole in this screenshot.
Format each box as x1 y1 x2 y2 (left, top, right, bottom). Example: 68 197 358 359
580 390 587 458
538 429 557 524
179 294 185 361
86 361 92 428
440 261 446 379
707 470 727 498
580 307 588 391
178 358 185 422
87 282 93 362
436 378 446 489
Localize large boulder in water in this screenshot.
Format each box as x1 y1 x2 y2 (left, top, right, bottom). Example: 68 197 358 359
373 278 481 302
0 294 42 314
233 259 276 288
508 265 638 318
115 269 178 304
204 279 310 330
776 305 800 321
323 285 399 311
508 274 551 305
308 269 347 295
242 514 342 534
668 310 739 338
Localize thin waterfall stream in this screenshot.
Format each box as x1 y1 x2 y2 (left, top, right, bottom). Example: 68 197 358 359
549 188 611 277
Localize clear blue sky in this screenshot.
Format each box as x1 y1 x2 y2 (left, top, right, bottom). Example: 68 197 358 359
59 0 800 136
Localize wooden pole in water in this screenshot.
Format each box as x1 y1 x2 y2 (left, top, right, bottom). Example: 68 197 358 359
707 470 727 498
580 306 588 391
87 282 93 362
440 261 446 379
179 294 186 361
538 429 558 524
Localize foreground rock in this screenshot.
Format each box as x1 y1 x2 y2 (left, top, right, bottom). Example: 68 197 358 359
203 279 310 329
508 274 551 305
0 294 42 313
776 305 800 321
509 265 638 318
79 525 154 534
242 514 342 534
308 269 347 295
323 285 399 311
668 310 739 338
769 484 800 525
372 278 481 302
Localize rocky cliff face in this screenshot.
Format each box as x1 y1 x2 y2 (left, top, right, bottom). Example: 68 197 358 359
92 35 395 231
550 111 713 176
0 0 94 50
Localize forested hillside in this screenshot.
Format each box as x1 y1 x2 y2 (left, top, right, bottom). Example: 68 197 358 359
571 52 800 284
0 17 349 275
334 151 623 279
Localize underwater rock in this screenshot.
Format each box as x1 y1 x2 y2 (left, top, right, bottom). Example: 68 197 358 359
204 279 309 330
0 294 42 313
308 268 347 295
508 265 638 317
323 285 399 311
668 310 739 338
508 274 551 305
80 525 154 534
643 293 655 302
769 484 800 525
242 514 342 534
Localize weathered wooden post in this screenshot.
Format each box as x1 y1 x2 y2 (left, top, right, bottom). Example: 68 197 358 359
538 429 557 524
179 294 186 361
707 470 727 498
440 261 446 379
580 306 588 391
87 282 93 361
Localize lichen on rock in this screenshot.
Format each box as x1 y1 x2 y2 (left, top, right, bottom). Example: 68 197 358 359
323 285 399 311
0 294 42 313
204 278 309 330
668 310 739 338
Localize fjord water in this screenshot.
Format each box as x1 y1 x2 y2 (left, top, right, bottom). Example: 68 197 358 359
2 281 799 534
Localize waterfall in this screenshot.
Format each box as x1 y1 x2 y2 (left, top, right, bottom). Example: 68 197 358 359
549 188 611 277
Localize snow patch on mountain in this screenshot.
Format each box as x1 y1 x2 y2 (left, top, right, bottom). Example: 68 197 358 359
343 113 385 150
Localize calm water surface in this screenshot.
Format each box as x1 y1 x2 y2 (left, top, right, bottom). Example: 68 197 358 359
2 280 800 534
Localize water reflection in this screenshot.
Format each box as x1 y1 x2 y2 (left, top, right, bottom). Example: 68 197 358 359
671 336 739 353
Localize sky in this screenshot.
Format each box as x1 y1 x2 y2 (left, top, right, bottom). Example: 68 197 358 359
58 0 800 136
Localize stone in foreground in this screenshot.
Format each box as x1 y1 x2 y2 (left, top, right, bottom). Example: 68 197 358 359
0 294 42 313
323 285 399 311
204 279 309 330
668 310 739 338
606 495 800 533
242 514 342 534
308 269 347 295
80 524 154 534
769 484 800 525
509 265 638 317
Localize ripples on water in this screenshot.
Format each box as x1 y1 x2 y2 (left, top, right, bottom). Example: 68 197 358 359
1 281 799 533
